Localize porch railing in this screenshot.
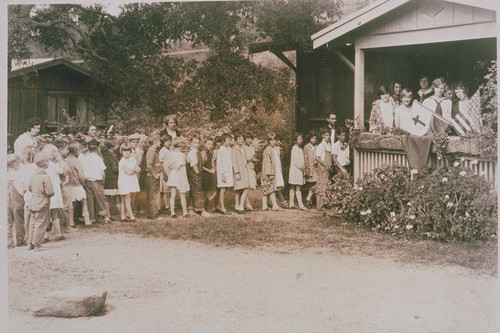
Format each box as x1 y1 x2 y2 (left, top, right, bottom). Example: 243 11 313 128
352 133 496 184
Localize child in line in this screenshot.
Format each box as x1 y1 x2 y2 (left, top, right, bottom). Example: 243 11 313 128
243 132 257 211
187 136 211 217
7 154 26 248
216 133 234 214
159 132 172 212
261 132 283 211
274 135 287 208
145 134 162 220
211 136 223 211
80 140 109 224
27 152 54 250
232 132 250 214
314 128 332 209
42 144 66 241
166 137 190 217
288 133 307 210
21 145 37 243
201 139 217 212
118 143 141 221
62 142 89 229
303 131 318 208
332 128 351 175
102 140 120 220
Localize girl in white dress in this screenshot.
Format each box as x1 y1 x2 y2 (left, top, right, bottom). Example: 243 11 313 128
394 89 414 132
216 133 233 214
118 143 141 221
288 133 307 210
166 137 190 217
423 77 452 123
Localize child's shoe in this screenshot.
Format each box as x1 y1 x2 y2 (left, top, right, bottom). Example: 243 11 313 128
42 238 50 244
28 243 35 250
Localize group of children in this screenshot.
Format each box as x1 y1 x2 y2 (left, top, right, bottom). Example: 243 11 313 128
7 118 350 251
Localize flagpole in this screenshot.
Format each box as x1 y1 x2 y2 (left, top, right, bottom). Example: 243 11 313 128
412 101 453 126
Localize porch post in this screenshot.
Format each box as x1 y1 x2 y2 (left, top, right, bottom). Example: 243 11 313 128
354 47 365 183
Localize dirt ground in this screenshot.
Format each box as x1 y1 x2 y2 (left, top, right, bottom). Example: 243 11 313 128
8 221 499 333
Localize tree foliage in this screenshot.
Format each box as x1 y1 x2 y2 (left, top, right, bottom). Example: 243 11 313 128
8 1 343 130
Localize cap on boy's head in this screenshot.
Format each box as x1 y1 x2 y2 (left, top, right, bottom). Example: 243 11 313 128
172 137 187 148
214 136 223 143
7 154 21 168
34 152 51 168
148 133 161 144
128 133 141 141
87 139 100 148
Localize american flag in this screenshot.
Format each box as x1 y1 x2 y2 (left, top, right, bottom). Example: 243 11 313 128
451 89 482 136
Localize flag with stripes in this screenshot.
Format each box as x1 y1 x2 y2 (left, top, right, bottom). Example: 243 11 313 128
450 89 482 136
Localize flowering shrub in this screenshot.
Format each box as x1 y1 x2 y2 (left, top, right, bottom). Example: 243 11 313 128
409 163 497 241
354 165 413 233
324 164 497 242
320 172 359 218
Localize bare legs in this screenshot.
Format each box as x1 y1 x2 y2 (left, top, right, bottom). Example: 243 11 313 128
170 187 187 217
120 193 135 221
262 192 280 210
290 185 307 210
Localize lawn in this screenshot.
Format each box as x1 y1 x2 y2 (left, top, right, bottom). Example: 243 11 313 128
96 209 498 276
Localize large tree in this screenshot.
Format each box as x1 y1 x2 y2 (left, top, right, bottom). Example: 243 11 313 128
8 1 343 124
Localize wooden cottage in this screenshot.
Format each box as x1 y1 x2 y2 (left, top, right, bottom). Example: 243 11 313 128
8 58 104 144
308 0 498 182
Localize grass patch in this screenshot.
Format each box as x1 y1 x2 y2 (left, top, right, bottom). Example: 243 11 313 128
96 210 497 275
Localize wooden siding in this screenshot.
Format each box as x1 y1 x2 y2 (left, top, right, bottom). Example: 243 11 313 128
366 0 496 36
8 64 94 139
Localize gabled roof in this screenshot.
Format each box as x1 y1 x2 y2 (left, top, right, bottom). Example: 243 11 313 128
9 58 93 80
311 0 499 49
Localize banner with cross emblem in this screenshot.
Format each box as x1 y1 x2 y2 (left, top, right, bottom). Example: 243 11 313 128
407 101 452 136
406 101 433 136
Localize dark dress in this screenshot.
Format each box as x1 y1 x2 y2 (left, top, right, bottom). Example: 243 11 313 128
187 150 205 211
102 150 119 193
201 150 217 193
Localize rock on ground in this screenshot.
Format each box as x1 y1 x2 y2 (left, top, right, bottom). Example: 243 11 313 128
32 287 107 318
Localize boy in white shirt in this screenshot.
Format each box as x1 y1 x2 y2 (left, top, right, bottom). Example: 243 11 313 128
79 139 108 223
332 128 351 175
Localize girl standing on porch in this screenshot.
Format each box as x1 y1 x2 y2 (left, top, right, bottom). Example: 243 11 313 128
369 85 395 133
314 128 332 209
303 131 318 208
394 89 414 132
288 132 307 210
423 77 452 122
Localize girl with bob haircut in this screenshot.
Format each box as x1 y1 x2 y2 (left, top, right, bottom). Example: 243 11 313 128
165 137 190 217
423 77 452 124
118 142 141 221
261 132 284 210
369 85 395 133
394 88 414 132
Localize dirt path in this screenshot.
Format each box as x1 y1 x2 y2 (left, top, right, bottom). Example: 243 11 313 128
8 231 499 333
